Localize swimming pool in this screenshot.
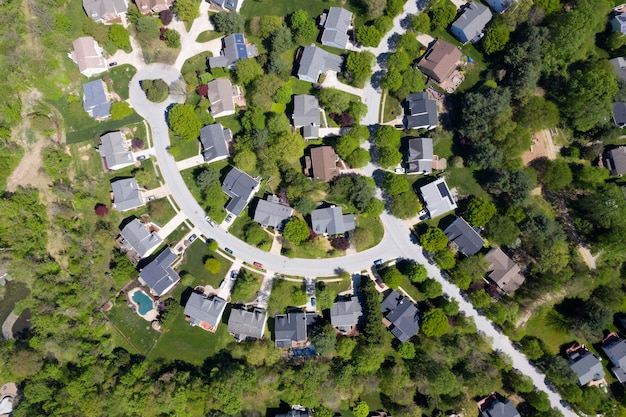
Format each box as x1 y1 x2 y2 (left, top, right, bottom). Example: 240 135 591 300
132 290 154 316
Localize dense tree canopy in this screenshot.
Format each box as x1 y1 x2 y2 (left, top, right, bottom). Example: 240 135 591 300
168 103 202 141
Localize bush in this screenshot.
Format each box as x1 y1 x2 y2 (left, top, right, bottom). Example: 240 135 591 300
330 236 350 250
163 29 181 48
283 217 309 245
205 258 221 273
160 10 174 25
212 11 244 34
110 102 133 120
141 79 169 103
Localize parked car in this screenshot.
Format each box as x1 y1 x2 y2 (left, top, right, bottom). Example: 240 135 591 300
109 61 118 67
230 270 238 280
418 209 430 221
373 259 383 267
147 195 156 201
188 234 197 242
394 167 405 174
204 215 216 227
224 247 233 255
310 297 316 308
253 262 263 268
226 214 234 223
375 277 385 288
136 155 147 161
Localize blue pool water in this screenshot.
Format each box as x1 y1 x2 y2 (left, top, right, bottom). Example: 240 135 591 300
132 290 154 315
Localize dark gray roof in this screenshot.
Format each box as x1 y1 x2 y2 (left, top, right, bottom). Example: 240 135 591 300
603 338 626 383
451 2 492 43
321 7 352 49
184 293 227 329
484 0 516 13
613 13 626 34
200 124 231 162
405 91 438 130
209 33 257 68
568 349 605 386
274 311 308 348
302 125 320 139
83 0 128 21
99 131 133 170
310 206 355 235
614 103 626 127
83 79 111 119
221 167 260 216
292 95 321 127
610 57 626 82
606 146 626 176
481 399 520 417
209 0 240 11
419 177 457 218
407 137 434 174
139 248 180 296
444 217 485 257
297 45 343 83
253 195 293 228
381 290 420 342
120 219 163 258
227 307 267 340
111 178 143 212
330 297 362 329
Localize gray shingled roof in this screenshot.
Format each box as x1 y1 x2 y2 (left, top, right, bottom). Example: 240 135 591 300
120 219 163 258
139 248 180 296
614 103 626 127
405 91 438 130
184 293 227 329
481 399 520 417
292 95 321 127
274 311 308 348
450 2 492 43
83 0 128 21
606 146 626 176
610 57 626 82
406 137 434 174
227 308 267 340
253 195 293 229
221 167 260 216
419 177 457 218
330 297 362 330
603 338 626 382
321 7 352 49
83 79 111 119
209 0 240 12
99 131 133 170
209 33 257 68
200 124 231 162
568 349 605 386
111 178 143 212
381 290 420 342
444 217 485 257
310 206 355 235
297 45 343 83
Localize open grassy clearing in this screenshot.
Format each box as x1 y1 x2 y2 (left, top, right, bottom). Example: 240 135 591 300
196 30 223 43
106 64 137 100
106 302 160 355
240 0 342 20
178 240 233 288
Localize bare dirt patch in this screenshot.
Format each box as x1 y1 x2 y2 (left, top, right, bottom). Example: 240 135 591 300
521 130 555 165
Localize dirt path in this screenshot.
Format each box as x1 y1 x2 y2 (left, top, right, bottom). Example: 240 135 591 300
516 289 567 328
521 129 556 165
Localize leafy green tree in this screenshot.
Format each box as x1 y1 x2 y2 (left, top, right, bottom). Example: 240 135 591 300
536 0 561 14
268 131 304 164
231 269 258 302
469 289 491 309
141 79 169 102
526 391 551 412
487 302 519 326
382 69 403 92
486 215 520 246
235 58 263 86
205 258 221 273
389 191 419 219
310 323 336 356
270 27 293 54
345 148 371 168
383 173 410 195
377 146 402 169
542 159 573 191
212 11 244 34
244 222 268 247
421 308 449 337
110 101 133 120
163 29 181 48
315 282 337 311
257 15 283 39
249 74 283 111
519 336 545 360
465 197 496 227
108 24 130 49
207 240 218 251
503 370 534 393
290 9 318 45
109 249 137 285
344 51 375 88
404 260 427 283
335 336 357 360
353 401 370 417
283 217 309 245
420 278 443 299
381 267 403 289
168 103 201 141
483 20 510 54
356 25 383 47
515 96 560 132
374 125 401 148
420 227 448 252
398 341 416 359
233 148 257 172
430 0 457 30
137 16 159 35
411 12 431 33
174 0 199 22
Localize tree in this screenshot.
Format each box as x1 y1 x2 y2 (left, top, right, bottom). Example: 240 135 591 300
485 215 520 247
389 191 420 219
355 25 383 47
235 58 263 87
382 69 403 92
174 0 200 22
310 323 336 356
268 131 304 164
430 0 457 30
381 267 403 289
137 16 159 35
95 203 109 216
110 249 137 285
290 10 317 45
353 401 370 417
141 79 169 102
212 11 244 34
110 101 133 120
168 103 201 141
465 197 497 227
345 148 371 168
231 269 258 302
377 146 402 169
270 27 293 54
542 159 573 191
526 391 551 412
283 217 309 245
335 336 357 360
108 24 130 49
160 9 174 25
163 29 181 48
257 15 283 39
398 341 416 359
411 12 431 33
374 125 401 148
404 261 427 283
207 240 218 251
420 227 448 252
420 278 443 299
383 173 410 195
233 148 257 172
469 289 491 309
344 51 375 88
205 258 221 273
483 20 510 54
331 237 350 250
421 308 449 337
515 96 560 132
503 370 534 393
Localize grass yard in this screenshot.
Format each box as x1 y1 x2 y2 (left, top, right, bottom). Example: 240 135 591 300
230 270 264 304
432 130 453 160
267 278 307 315
106 64 137 100
240 0 342 20
180 164 229 222
382 92 402 123
167 223 191 244
146 198 176 227
178 240 233 288
230 213 273 252
170 131 201 161
445 167 488 198
0 281 30 327
400 276 426 302
216 113 243 136
283 236 337 259
354 215 385 252
196 30 223 43
182 51 212 75
523 306 572 355
455 64 483 93
106 302 160 355
319 276 351 294
289 77 315 96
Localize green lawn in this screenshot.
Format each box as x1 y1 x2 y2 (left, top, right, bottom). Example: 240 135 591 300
382 92 402 123
400 276 426 302
167 223 191 244
178 240 233 288
240 0 342 20
196 30 223 43
146 198 176 227
283 236 336 259
289 77 315 96
106 302 160 355
181 51 212 75
170 131 201 161
432 129 453 160
354 215 385 252
523 307 572 355
106 64 137 100
180 164 229 223
230 270 264 304
216 113 243 136
319 276 351 294
0 281 30 326
230 213 273 252
267 278 307 315
445 167 488 198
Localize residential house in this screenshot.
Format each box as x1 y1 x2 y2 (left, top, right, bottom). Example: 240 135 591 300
406 137 445 174
404 91 438 130
381 290 420 342
418 39 462 84
83 0 128 22
184 292 227 332
275 405 312 417
330 297 362 334
138 248 180 296
274 311 308 348
82 79 111 120
227 307 268 341
484 0 517 13
0 383 18 417
119 218 163 260
444 217 485 257
477 393 520 417
602 332 626 383
419 177 458 218
292 95 321 140
311 206 355 235
111 178 144 212
98 131 134 171
208 0 243 12
566 343 605 386
297 45 343 83
450 2 493 44
613 103 626 128
610 57 626 82
484 248 525 294
605 146 626 176
221 167 260 216
304 146 340 181
135 0 174 14
612 9 626 34
200 123 231 162
68 37 107 77
209 33 258 69
207 78 239 118
320 7 353 49
253 195 293 229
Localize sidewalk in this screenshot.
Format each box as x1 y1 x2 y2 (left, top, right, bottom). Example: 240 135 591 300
321 71 365 97
156 210 188 239
176 154 204 171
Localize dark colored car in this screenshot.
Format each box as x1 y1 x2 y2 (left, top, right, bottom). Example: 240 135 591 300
136 155 147 161
188 234 197 242
109 61 118 67
311 297 316 307
375 277 385 288
224 247 233 255
373 259 383 267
